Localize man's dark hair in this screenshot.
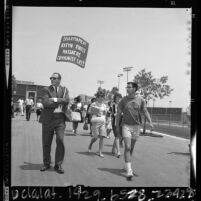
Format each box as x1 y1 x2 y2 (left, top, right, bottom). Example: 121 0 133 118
53 72 61 79
127 82 138 91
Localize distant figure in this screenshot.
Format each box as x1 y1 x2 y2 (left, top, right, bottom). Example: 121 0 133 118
82 104 88 122
39 72 70 174
116 82 153 180
106 101 113 139
88 91 107 158
11 98 14 118
86 97 96 136
71 96 83 135
111 92 122 158
36 99 43 121
25 96 34 121
18 98 24 116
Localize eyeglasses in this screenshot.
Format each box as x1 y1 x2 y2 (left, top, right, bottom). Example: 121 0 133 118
126 86 133 89
50 77 58 80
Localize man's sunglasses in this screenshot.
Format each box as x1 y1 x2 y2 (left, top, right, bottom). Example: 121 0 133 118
50 77 59 80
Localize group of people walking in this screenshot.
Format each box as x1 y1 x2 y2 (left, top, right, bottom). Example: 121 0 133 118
37 72 153 181
12 96 43 121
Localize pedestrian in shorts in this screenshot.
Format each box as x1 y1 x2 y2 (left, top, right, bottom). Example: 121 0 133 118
116 82 153 180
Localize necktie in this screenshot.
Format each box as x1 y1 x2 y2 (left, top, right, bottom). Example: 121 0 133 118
55 87 58 97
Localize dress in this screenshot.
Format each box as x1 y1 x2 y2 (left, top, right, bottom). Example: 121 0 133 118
89 102 107 138
36 102 43 116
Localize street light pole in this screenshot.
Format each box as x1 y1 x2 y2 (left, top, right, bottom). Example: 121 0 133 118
97 80 104 88
117 73 123 90
123 67 133 83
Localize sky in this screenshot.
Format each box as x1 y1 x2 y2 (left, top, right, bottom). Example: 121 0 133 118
12 7 191 111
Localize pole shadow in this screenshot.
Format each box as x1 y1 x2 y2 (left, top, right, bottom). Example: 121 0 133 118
168 152 190 156
76 151 97 157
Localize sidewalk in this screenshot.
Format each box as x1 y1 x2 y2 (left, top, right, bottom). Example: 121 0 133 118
11 114 191 187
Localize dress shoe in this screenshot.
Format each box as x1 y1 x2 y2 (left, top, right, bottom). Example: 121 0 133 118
54 165 64 174
40 165 50 171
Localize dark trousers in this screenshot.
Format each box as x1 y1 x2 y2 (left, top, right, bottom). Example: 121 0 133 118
42 118 66 166
26 105 32 120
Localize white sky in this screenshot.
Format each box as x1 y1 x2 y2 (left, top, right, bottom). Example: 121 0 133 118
12 7 191 111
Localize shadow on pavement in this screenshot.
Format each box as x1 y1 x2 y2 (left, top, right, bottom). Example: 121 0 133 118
97 168 126 178
140 133 163 137
76 151 96 157
19 162 54 171
168 152 190 156
104 144 113 147
102 151 116 157
64 133 76 136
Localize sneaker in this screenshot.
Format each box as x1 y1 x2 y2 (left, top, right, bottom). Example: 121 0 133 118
96 152 104 158
126 170 134 181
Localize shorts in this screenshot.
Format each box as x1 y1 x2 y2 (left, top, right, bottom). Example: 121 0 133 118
122 124 141 140
91 122 106 138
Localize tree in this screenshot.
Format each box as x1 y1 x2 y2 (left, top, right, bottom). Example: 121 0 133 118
133 69 173 134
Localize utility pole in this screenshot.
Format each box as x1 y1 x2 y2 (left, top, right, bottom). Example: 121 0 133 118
123 66 133 83
97 80 104 88
117 73 123 90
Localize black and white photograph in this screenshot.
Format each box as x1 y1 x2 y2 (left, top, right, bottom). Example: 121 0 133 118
6 0 196 196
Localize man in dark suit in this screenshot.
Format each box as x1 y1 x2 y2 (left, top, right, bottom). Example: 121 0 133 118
39 72 69 174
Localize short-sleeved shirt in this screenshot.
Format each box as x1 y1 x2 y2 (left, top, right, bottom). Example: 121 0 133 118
89 102 107 123
118 95 147 125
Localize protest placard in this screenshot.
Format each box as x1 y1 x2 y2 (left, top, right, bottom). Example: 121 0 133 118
56 36 89 68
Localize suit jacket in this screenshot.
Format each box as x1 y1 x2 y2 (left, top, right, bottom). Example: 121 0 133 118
39 85 70 124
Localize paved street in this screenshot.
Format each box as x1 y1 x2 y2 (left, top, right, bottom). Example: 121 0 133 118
11 113 190 187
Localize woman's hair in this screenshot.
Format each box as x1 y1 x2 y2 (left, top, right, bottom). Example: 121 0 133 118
91 97 96 103
113 92 122 102
76 96 82 102
95 90 105 98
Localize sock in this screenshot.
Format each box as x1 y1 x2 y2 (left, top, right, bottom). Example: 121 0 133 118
126 162 132 172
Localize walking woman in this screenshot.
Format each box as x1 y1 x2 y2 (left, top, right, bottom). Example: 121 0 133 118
71 96 83 135
36 98 43 121
88 91 107 157
111 92 122 157
86 97 96 136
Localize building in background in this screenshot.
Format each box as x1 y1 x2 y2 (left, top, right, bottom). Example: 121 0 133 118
12 80 45 103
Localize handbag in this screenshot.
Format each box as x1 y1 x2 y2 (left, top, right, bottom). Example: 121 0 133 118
83 122 88 130
71 111 82 122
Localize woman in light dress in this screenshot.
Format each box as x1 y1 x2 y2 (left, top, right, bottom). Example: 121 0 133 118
87 91 107 157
